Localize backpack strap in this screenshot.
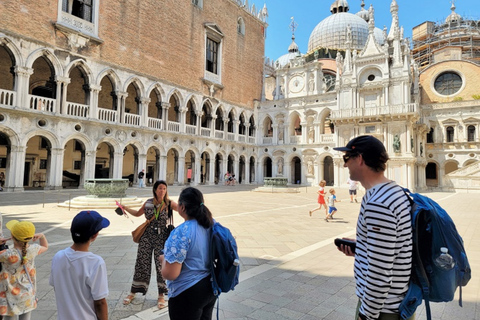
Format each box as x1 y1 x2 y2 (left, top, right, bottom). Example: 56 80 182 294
403 189 432 320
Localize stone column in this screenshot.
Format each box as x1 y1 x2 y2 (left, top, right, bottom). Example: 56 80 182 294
159 155 167 181
48 147 64 190
177 156 185 185
56 76 70 115
161 102 170 130
117 91 128 124
113 152 124 178
89 84 101 119
8 145 26 192
272 124 278 144
301 121 307 144
14 66 33 109
139 97 151 127
137 153 147 186
83 150 96 181
208 157 215 185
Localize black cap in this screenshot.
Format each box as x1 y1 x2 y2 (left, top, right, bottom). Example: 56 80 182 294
71 210 110 242
333 135 386 154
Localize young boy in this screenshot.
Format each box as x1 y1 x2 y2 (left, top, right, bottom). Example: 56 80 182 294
326 188 340 221
50 210 110 320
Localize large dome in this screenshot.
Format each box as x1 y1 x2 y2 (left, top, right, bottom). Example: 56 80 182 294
308 12 369 53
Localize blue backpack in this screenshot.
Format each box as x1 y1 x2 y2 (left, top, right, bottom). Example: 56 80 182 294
210 221 240 296
399 190 471 320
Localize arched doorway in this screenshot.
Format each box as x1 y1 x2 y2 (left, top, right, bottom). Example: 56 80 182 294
239 155 245 184
146 146 160 185
214 154 223 185
426 162 438 187
63 139 85 188
185 150 195 185
25 136 52 188
264 157 272 178
323 156 334 186
95 142 114 179
200 152 210 184
291 156 301 184
122 144 138 186
227 155 235 177
0 132 11 190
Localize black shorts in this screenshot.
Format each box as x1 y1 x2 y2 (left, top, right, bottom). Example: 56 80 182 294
349 189 357 195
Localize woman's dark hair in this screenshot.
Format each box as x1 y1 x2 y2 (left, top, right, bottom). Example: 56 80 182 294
153 180 170 204
178 187 213 229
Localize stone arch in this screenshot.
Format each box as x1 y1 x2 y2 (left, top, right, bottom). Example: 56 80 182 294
444 160 459 175
0 36 23 67
64 59 94 85
123 76 145 97
96 68 121 89
262 115 273 137
146 82 166 101
426 161 439 187
0 39 20 92
25 48 63 77
289 111 303 136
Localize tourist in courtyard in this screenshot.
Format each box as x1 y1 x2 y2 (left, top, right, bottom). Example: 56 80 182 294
50 211 109 320
309 180 328 217
334 135 413 320
138 169 145 188
347 178 359 203
326 188 340 221
0 220 48 320
160 187 216 320
224 171 231 186
122 180 178 309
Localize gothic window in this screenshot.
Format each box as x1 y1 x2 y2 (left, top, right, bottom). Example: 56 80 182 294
434 72 462 96
237 18 245 35
324 73 336 92
467 125 475 142
206 38 218 74
446 126 454 143
63 0 93 22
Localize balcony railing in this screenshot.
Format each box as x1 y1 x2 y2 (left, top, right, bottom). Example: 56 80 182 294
330 103 418 119
215 131 224 139
98 108 117 122
66 102 89 118
263 137 273 144
168 121 180 132
227 133 235 141
289 135 302 144
148 117 162 130
238 135 246 142
125 113 141 126
28 95 56 113
248 136 256 144
185 124 196 135
200 128 211 137
0 89 15 106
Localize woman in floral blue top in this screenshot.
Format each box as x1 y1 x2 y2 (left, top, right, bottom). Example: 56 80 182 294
160 187 216 320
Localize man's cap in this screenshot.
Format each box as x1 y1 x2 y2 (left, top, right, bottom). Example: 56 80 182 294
333 135 386 154
71 210 110 242
6 220 35 242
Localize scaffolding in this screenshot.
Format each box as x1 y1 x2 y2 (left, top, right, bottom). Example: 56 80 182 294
412 17 480 69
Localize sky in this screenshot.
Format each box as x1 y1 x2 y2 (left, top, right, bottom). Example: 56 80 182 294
248 0 478 60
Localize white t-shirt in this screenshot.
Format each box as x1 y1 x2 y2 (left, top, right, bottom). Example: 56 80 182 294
49 247 108 320
348 179 359 190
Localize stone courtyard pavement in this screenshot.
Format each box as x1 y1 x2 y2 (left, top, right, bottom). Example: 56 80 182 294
0 184 479 320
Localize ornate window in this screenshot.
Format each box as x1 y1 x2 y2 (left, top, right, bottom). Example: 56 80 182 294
446 126 454 143
427 127 434 143
206 38 219 74
204 23 223 85
192 0 203 8
467 125 476 142
56 0 101 42
434 72 462 96
63 0 92 22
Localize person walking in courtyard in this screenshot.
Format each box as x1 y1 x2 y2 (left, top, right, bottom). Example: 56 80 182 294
347 178 359 203
160 187 216 320
309 180 328 217
0 220 48 320
50 211 109 320
122 180 178 309
138 169 145 188
334 135 413 320
325 188 340 221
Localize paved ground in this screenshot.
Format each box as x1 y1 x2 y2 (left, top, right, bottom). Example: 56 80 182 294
0 184 478 320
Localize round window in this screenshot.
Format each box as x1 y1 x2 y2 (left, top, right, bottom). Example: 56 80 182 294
434 72 462 95
367 74 375 81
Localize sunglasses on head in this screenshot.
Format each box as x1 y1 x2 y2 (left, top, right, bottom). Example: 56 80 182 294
343 153 360 163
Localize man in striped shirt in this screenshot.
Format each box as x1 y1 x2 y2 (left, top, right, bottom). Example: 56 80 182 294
334 135 413 320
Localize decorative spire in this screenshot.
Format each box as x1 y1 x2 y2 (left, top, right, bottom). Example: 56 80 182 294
356 0 369 22
445 0 462 24
388 0 400 41
288 17 299 53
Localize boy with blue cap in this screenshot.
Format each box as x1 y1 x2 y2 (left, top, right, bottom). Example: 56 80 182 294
50 210 110 320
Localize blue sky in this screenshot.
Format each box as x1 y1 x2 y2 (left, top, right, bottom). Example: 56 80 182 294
251 0 478 60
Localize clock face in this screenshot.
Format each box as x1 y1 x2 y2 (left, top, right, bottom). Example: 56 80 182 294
289 75 305 93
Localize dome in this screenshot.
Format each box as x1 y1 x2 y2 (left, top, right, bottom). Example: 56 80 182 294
308 12 369 53
445 3 462 24
374 27 385 45
275 36 301 68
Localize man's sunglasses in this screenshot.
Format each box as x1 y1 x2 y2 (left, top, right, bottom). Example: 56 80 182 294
343 153 360 163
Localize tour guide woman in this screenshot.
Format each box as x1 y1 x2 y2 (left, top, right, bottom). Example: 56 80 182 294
122 180 178 309
160 187 217 320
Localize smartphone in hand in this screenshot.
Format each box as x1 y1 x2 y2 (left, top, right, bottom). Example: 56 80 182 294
334 238 356 253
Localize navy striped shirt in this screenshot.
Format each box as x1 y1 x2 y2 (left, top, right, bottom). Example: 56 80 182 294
354 181 412 319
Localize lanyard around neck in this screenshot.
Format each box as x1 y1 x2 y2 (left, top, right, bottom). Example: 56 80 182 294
154 200 164 220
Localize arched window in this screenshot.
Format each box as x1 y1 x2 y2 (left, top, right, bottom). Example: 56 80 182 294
446 126 454 143
467 125 475 142
426 127 434 143
237 17 245 35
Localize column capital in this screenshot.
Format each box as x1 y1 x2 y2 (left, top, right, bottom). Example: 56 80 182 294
140 97 151 104
161 102 171 109
14 66 34 76
55 75 71 84
90 84 102 92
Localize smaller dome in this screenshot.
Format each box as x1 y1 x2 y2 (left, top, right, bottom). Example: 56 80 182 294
275 36 301 68
374 27 385 45
330 0 349 14
445 3 462 24
356 0 369 22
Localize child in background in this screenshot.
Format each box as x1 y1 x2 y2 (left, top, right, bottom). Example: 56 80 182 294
0 220 48 320
326 188 340 222
309 180 328 217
